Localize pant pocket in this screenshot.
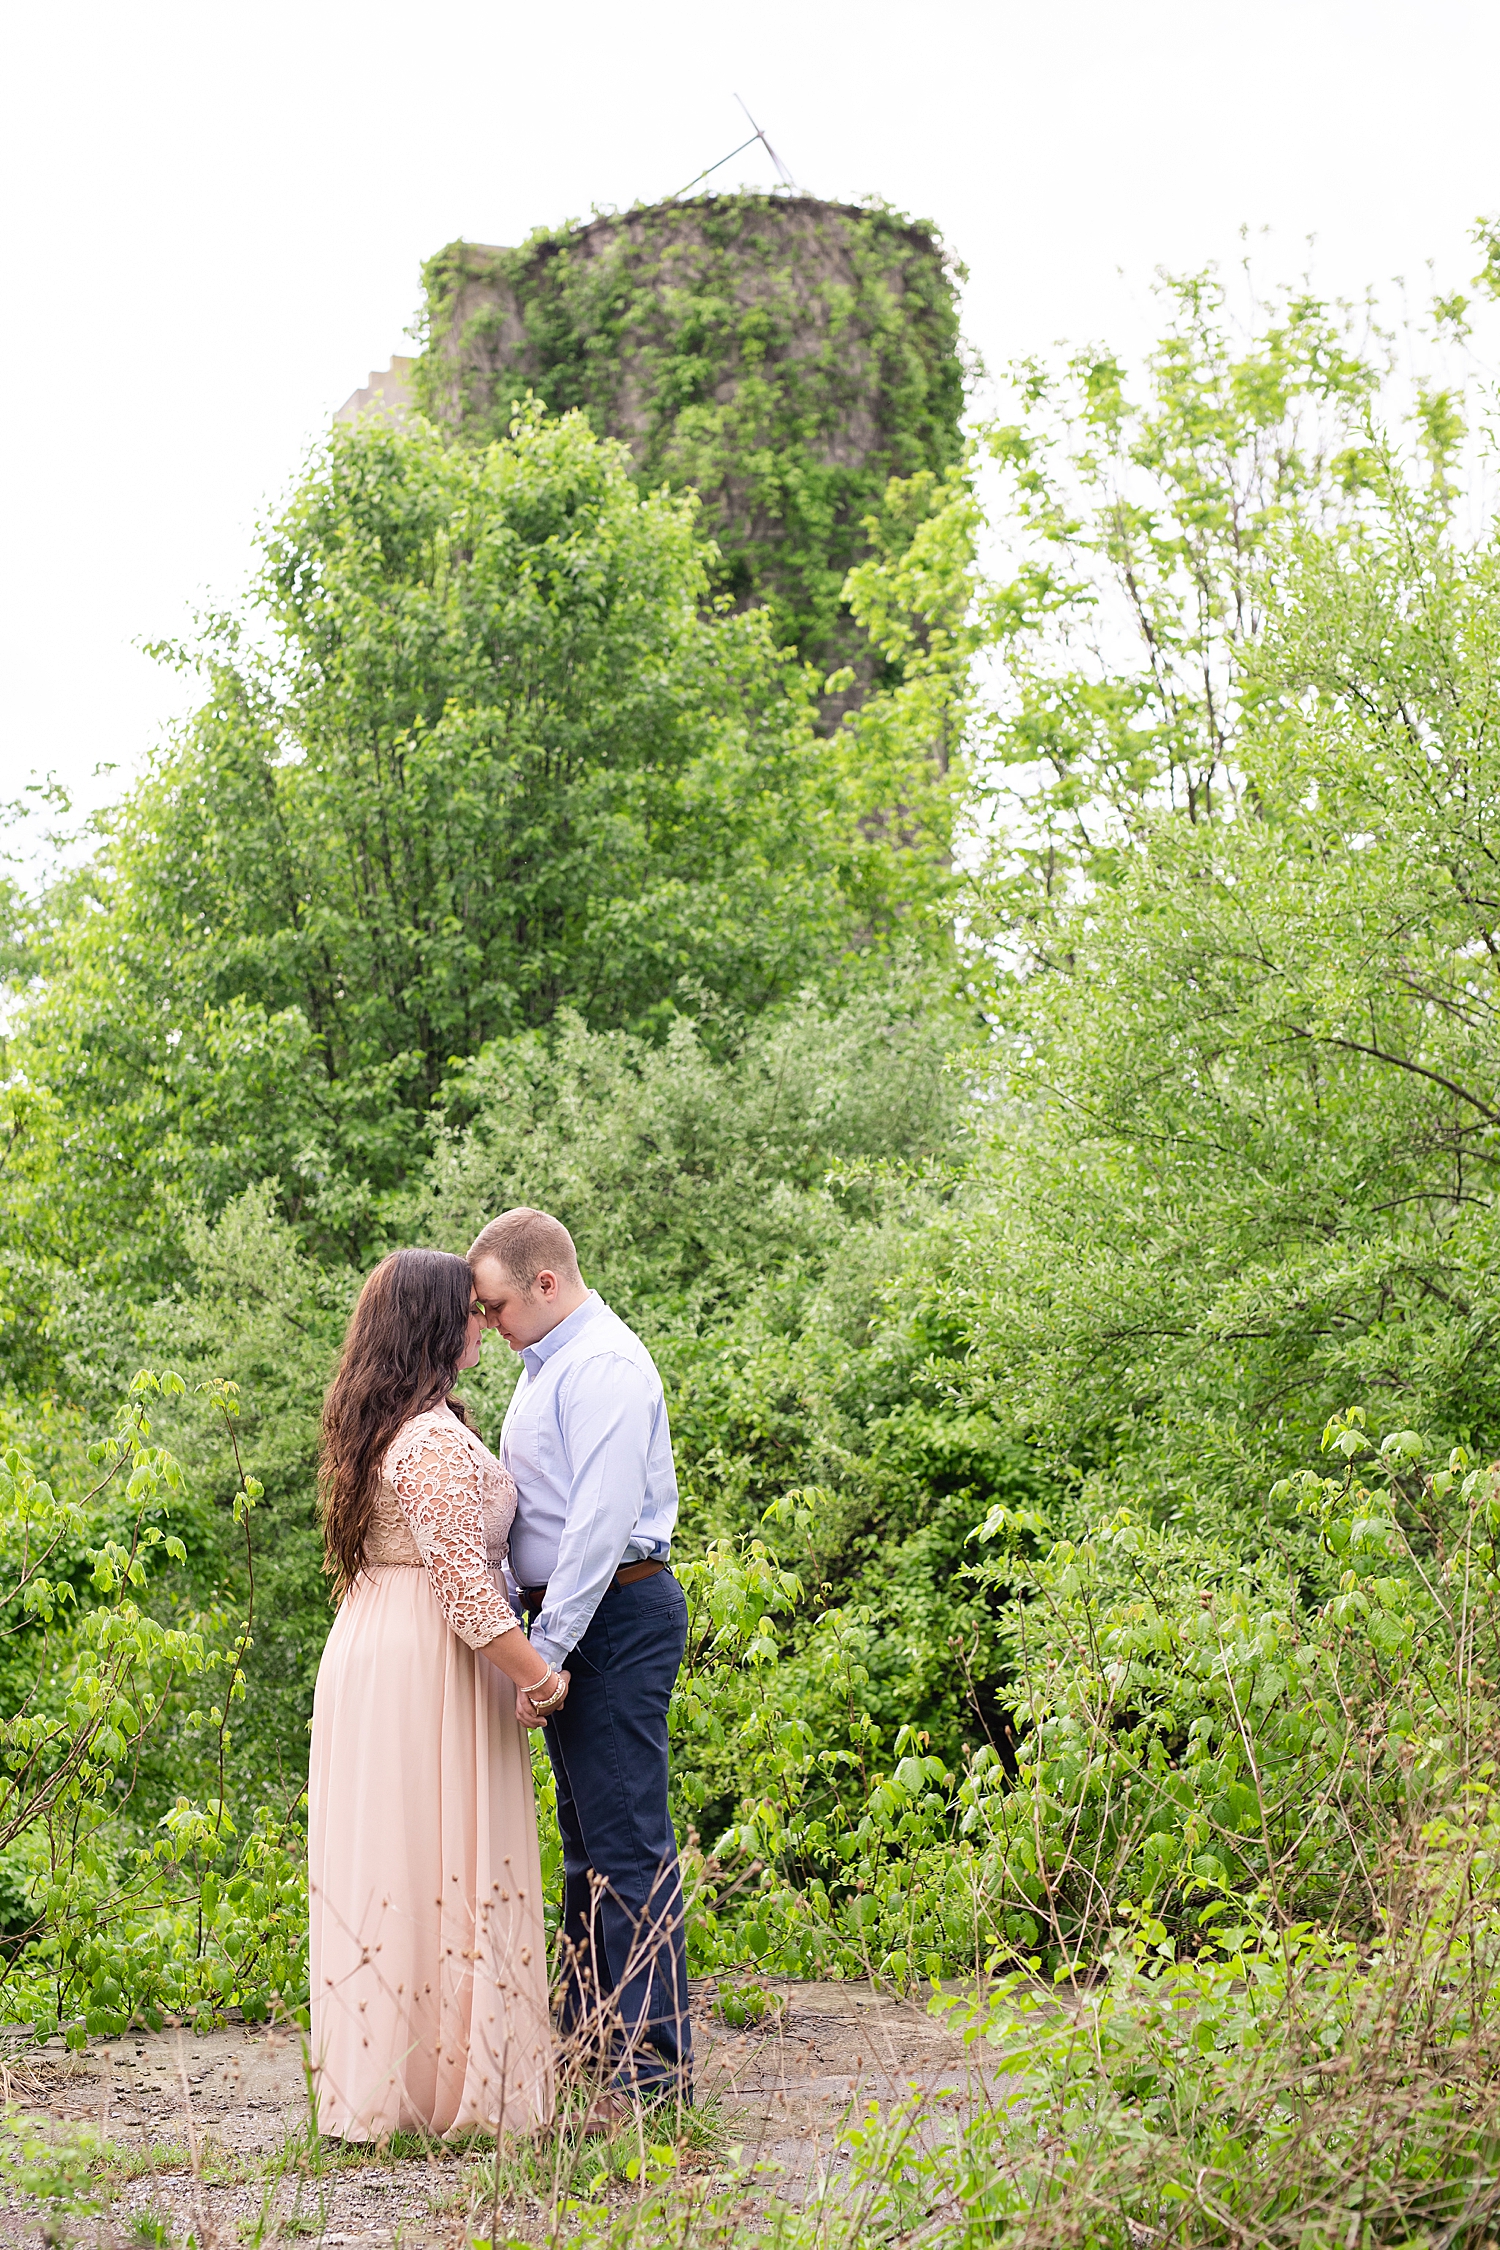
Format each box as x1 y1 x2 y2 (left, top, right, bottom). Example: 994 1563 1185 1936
567 1617 611 1676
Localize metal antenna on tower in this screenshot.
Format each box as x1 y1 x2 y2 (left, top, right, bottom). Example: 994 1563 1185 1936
734 95 801 191
668 101 803 203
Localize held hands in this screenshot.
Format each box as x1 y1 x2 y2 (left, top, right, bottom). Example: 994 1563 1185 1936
516 1666 570 1729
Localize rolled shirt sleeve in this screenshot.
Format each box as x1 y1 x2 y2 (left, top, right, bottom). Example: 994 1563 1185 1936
528 1354 655 1670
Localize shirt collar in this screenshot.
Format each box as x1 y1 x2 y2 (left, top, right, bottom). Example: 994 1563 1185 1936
520 1290 605 1381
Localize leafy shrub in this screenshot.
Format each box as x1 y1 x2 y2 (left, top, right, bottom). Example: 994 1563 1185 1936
673 1408 1500 1987
920 1853 1500 2248
460 1851 1500 2246
0 1371 306 2040
4 1375 1490 2048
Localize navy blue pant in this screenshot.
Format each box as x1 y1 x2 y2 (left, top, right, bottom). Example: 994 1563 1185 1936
541 1571 692 2096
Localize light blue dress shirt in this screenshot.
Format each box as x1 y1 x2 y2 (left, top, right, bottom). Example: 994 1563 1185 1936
501 1292 679 1671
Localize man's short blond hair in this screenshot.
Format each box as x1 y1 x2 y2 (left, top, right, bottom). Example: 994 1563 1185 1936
468 1207 582 1292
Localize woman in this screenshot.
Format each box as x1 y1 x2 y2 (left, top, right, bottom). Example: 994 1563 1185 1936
308 1249 566 2140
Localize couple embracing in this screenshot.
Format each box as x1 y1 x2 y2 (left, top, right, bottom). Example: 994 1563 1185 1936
306 1208 690 2139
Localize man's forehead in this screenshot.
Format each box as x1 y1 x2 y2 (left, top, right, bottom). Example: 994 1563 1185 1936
472 1253 516 1286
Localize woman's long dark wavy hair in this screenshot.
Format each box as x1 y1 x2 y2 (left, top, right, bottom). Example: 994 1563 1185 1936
319 1248 474 1597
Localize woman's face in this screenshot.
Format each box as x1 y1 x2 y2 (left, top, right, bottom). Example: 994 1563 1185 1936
456 1292 485 1372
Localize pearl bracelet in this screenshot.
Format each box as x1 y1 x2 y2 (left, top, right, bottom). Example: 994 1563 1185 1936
529 1670 566 1712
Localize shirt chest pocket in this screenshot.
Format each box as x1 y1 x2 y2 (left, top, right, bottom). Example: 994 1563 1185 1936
507 1383 558 1477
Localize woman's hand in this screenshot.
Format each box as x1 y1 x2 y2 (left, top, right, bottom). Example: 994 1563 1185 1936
516 1667 570 1728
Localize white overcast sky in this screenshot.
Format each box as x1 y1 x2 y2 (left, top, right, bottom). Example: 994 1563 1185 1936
4 0 1498 844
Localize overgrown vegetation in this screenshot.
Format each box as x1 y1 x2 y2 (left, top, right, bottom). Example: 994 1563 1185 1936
416 193 967 685
5 220 1500 2241
0 1374 304 2038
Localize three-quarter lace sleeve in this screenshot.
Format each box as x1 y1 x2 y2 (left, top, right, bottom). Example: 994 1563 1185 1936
387 1421 520 1650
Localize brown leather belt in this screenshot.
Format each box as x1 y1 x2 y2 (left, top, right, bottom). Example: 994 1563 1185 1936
520 1558 666 1608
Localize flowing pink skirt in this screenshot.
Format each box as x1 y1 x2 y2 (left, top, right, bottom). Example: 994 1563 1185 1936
308 1565 553 2139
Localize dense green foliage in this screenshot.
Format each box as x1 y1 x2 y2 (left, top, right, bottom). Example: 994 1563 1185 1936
0 403 957 1360
945 274 1497 1521
0 1375 303 2038
416 194 966 688
7 240 1500 2250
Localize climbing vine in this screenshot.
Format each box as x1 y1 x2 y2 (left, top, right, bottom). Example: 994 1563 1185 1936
414 194 967 688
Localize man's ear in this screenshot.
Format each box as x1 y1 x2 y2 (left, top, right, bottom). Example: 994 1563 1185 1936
535 1268 559 1300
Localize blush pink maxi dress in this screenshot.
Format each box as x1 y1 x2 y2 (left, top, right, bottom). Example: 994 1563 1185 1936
308 1407 553 2140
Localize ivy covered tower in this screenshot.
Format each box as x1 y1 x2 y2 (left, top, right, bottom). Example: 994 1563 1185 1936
414 195 966 710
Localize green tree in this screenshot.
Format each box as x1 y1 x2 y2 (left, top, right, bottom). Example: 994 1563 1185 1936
933 287 1500 1521
2 404 954 1340
977 268 1393 919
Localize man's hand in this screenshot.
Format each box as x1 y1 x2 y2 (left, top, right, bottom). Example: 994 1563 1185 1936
517 1667 570 1728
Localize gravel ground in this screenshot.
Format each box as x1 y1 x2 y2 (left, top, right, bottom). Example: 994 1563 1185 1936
0 1980 993 2245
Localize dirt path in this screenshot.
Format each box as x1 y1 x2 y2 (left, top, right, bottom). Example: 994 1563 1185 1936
0 1980 995 2243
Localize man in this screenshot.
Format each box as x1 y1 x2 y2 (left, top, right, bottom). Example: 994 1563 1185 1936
468 1207 692 2115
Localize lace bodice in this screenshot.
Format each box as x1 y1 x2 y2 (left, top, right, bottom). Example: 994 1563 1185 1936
366 1407 520 1650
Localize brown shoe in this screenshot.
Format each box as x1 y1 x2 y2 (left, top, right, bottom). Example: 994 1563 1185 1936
579 2089 636 2136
